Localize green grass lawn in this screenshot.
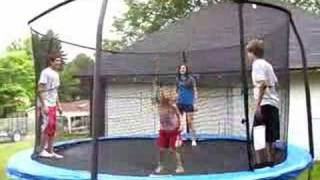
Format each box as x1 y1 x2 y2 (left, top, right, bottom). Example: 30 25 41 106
1 138 319 180
296 162 320 180
0 133 87 180
0 139 33 180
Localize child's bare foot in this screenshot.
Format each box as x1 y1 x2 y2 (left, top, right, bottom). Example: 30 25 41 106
175 166 184 173
154 165 164 173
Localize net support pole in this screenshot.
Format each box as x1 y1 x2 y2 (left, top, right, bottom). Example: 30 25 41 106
91 0 109 179
290 17 314 158
31 30 41 156
237 1 254 170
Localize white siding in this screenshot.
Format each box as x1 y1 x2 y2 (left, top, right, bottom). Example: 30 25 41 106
106 84 159 136
193 88 246 137
289 71 320 160
105 84 248 138
104 71 319 160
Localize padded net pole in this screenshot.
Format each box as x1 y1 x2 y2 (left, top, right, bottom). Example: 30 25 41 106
31 28 42 155
91 0 109 179
290 17 314 158
237 1 254 170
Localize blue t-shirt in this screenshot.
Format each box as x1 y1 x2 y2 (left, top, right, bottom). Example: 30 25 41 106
176 75 196 105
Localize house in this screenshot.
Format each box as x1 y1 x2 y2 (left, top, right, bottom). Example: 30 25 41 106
77 3 320 159
27 100 90 134
287 7 320 160
60 100 90 134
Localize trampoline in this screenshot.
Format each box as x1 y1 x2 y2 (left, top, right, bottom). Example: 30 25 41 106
7 135 312 180
7 0 315 179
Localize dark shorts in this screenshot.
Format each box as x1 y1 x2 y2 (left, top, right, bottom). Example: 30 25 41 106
177 103 194 113
157 129 182 149
253 105 280 143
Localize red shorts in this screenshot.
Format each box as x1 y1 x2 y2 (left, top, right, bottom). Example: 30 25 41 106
157 129 182 149
40 106 57 137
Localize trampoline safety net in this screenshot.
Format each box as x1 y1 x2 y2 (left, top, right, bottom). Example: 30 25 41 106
30 0 291 176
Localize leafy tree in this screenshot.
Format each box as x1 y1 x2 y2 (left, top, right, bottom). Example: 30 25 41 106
108 0 320 49
272 0 320 14
60 53 93 102
102 39 123 51
4 31 67 106
31 30 66 80
0 50 34 116
112 0 217 46
6 38 32 56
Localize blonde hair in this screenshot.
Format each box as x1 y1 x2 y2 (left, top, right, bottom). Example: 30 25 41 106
159 86 175 106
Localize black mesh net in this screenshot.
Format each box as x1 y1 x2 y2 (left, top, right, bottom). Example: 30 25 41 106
30 0 291 175
100 2 290 143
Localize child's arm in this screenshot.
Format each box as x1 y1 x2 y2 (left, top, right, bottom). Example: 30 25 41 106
256 80 267 109
252 62 267 110
172 104 182 131
38 83 47 113
56 96 63 114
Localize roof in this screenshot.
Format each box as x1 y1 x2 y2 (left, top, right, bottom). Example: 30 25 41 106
77 2 320 77
60 100 89 113
289 8 320 69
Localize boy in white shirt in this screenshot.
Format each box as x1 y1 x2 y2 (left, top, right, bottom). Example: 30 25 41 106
246 39 280 167
37 54 63 159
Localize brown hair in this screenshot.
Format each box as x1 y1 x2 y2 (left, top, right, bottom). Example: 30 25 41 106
46 52 61 67
176 64 191 79
246 39 264 58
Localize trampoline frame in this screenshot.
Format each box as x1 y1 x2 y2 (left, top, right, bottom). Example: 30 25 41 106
24 0 314 179
7 135 312 180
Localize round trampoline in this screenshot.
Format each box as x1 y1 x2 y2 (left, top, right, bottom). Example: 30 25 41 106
7 0 315 179
7 135 312 180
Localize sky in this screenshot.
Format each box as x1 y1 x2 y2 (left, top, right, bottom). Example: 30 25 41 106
0 0 127 59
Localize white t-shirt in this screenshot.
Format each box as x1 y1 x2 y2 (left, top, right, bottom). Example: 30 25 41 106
252 59 279 108
38 67 60 107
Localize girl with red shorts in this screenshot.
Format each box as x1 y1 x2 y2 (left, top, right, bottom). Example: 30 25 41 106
155 87 184 174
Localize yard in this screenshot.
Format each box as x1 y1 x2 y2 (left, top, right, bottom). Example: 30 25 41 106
0 139 33 180
0 139 319 180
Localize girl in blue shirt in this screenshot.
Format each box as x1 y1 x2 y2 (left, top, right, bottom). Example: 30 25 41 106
176 64 198 146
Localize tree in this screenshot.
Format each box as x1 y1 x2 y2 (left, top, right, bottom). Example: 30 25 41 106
6 38 32 57
60 53 93 102
31 30 66 81
0 50 34 116
102 39 123 51
110 0 229 47
273 0 320 14
109 0 320 49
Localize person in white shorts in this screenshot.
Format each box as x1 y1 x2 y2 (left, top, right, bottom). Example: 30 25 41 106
247 39 280 167
37 54 63 159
